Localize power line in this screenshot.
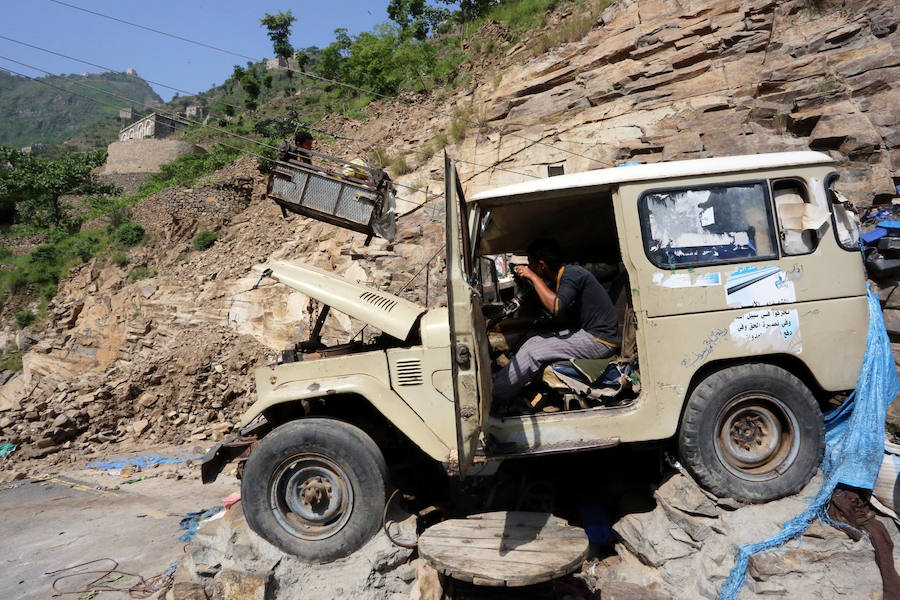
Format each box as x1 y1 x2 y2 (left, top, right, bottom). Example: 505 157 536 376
47 0 614 168
0 35 538 182
0 62 433 213
0 34 237 109
47 0 256 62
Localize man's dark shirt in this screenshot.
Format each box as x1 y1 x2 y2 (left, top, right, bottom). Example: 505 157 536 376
553 264 620 345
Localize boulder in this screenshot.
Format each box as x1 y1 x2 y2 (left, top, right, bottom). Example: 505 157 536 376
591 473 894 599
174 501 417 600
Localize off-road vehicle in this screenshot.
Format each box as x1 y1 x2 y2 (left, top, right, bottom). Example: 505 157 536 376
203 151 866 561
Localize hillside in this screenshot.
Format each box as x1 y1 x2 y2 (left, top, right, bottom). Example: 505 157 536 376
1 0 900 596
0 69 162 150
3 0 898 454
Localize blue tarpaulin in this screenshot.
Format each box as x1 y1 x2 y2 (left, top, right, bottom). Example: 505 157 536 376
85 451 203 471
719 285 899 599
178 506 224 542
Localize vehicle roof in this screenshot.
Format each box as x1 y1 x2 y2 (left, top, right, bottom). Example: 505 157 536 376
468 151 833 205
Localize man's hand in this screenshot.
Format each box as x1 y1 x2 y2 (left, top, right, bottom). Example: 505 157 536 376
513 265 537 281
514 264 558 314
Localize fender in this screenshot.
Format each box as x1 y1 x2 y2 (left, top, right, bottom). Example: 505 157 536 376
240 373 452 462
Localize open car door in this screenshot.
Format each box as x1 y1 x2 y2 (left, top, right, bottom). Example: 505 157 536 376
445 155 493 478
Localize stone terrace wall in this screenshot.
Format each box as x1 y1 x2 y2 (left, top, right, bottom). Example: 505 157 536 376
101 139 203 175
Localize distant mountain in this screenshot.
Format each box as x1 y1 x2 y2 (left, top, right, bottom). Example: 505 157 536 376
0 69 162 151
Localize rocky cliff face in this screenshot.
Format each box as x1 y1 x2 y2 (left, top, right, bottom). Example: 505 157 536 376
326 0 898 210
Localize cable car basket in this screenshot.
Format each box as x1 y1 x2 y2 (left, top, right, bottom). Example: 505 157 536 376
267 144 397 241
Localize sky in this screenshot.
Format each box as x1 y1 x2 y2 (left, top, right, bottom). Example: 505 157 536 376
0 0 397 101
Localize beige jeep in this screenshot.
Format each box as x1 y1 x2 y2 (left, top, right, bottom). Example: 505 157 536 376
202 151 866 561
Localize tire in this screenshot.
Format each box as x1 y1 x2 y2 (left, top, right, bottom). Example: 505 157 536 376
678 364 824 503
241 418 388 562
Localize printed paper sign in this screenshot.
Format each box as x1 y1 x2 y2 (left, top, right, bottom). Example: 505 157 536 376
730 308 801 353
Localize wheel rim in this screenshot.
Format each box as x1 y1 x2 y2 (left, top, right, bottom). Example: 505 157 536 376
713 392 800 482
269 453 354 541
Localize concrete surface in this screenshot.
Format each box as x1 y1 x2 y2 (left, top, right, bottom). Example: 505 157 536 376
0 465 237 599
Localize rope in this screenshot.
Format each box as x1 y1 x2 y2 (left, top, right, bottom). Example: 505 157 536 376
47 558 174 598
382 489 418 549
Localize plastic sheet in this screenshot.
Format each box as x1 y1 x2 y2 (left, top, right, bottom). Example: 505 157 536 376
85 451 203 471
719 285 899 600
178 506 224 542
0 442 16 458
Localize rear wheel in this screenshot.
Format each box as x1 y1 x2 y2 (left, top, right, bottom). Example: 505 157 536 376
678 364 824 502
241 418 388 562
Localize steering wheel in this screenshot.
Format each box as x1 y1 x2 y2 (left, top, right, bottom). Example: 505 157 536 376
485 274 542 330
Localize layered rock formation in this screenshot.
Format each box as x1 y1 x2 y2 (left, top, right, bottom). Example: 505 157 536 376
331 0 899 209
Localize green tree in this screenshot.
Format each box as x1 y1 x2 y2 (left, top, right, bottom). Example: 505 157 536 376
387 0 450 40
436 0 492 22
295 50 310 72
0 146 115 228
317 28 352 80
260 10 297 59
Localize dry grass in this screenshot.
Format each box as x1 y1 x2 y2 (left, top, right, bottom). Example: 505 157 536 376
530 0 613 56
369 146 390 168
389 154 414 176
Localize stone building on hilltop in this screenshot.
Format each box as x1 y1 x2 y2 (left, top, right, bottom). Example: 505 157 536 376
119 112 183 142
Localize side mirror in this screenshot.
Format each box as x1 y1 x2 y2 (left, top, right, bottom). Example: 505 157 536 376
478 256 501 304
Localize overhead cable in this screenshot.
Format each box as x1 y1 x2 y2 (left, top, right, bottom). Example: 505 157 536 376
47 0 614 167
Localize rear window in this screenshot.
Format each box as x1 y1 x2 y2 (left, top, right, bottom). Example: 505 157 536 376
826 176 861 251
639 182 777 268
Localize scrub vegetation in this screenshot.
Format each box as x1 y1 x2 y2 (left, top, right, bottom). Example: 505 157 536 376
0 0 604 315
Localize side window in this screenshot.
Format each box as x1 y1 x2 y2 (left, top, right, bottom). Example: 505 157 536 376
826 175 861 251
771 179 829 255
640 182 777 268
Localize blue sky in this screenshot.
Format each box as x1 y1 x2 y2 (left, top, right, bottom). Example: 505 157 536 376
0 1 398 101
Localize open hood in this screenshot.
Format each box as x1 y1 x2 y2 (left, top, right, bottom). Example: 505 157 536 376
252 260 426 340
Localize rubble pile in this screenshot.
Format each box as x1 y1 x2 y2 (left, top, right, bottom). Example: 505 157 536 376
585 473 899 600
0 155 446 470
174 501 418 600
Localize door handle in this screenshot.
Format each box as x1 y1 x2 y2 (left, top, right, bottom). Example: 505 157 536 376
455 343 471 368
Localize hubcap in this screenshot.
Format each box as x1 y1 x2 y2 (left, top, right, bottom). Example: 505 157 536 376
713 393 800 481
270 453 354 540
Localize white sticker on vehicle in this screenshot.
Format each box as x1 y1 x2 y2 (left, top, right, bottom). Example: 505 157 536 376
725 265 796 307
730 308 801 353
652 272 721 288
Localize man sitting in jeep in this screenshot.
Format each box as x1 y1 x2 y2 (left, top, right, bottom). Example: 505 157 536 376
492 239 621 410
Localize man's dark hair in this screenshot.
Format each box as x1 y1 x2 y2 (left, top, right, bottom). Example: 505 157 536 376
293 130 313 145
527 238 563 269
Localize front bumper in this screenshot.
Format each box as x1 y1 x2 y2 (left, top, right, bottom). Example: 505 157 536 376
200 435 258 484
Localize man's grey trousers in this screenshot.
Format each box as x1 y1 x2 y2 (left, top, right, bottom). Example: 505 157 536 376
492 329 615 401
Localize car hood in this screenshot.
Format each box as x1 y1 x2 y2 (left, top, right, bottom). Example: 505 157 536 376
252 260 426 340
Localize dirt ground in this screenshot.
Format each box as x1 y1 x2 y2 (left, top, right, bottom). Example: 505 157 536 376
0 444 238 600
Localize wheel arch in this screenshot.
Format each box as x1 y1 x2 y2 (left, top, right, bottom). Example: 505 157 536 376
680 354 832 427
242 374 451 463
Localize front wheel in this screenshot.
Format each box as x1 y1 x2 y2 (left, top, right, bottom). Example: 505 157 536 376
678 364 824 503
241 418 388 562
